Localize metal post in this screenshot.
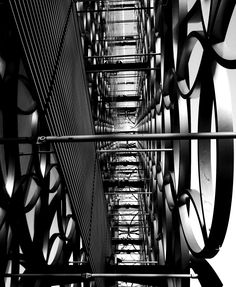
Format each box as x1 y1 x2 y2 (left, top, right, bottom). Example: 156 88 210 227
139 193 149 260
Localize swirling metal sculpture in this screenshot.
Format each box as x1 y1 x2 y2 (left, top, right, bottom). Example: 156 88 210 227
137 1 236 286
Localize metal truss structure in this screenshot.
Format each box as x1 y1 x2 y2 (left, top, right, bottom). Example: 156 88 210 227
0 0 236 287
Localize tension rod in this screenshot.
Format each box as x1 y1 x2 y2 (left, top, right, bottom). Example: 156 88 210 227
105 192 152 195
119 260 158 263
97 148 173 153
37 132 236 143
77 7 154 13
86 67 158 73
0 132 235 144
85 52 160 59
2 273 198 279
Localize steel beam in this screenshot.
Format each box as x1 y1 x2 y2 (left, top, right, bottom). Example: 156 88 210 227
97 148 173 153
114 222 143 225
112 224 142 227
77 7 154 13
85 52 160 59
101 36 140 41
36 132 236 144
2 132 236 145
104 194 152 195
107 162 140 166
112 238 143 244
110 41 137 46
101 152 151 156
112 204 140 209
103 96 141 102
108 75 141 78
110 106 140 110
107 20 138 24
109 89 138 92
118 260 158 264
114 82 136 85
98 38 140 43
108 168 144 171
115 249 141 252
2 273 198 279
87 67 157 73
19 150 54 156
103 180 144 188
108 213 146 216
110 105 140 109
86 62 149 73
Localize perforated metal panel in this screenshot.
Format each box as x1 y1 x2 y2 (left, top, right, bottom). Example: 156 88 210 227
9 1 112 282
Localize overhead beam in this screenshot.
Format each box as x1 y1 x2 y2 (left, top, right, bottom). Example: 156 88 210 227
110 105 140 109
86 62 149 72
112 238 143 244
85 52 160 59
110 106 139 110
107 265 197 278
103 180 144 188
106 192 151 195
112 204 140 209
108 162 140 166
115 249 141 252
97 148 173 153
109 90 138 92
2 132 236 145
36 132 236 144
77 7 154 12
101 37 140 41
103 96 140 102
2 273 197 279
107 20 138 24
117 260 158 264
109 213 147 216
112 224 142 227
110 41 137 46
107 75 141 78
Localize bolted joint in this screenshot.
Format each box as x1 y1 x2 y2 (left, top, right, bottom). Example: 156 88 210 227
37 136 47 144
81 273 92 280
